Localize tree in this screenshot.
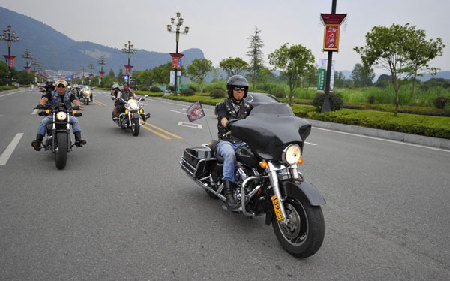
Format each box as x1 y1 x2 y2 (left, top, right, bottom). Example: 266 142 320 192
187 58 213 92
351 63 375 87
0 61 8 85
354 23 415 116
269 43 315 105
246 27 264 90
404 27 444 104
219 57 248 78
117 68 124 83
375 74 391 88
151 62 172 85
334 71 347 89
107 68 115 78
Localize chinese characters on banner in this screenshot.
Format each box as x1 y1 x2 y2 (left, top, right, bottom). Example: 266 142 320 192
4 56 16 67
323 24 340 51
172 57 182 69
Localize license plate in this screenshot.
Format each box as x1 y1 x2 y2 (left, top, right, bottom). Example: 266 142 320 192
271 195 284 222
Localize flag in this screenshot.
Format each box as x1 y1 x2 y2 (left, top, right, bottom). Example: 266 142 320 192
186 101 205 122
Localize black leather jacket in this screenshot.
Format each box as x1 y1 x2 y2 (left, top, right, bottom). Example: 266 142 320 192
215 98 253 143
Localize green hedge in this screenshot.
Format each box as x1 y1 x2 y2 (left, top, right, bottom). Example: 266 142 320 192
134 90 164 97
0 86 17 91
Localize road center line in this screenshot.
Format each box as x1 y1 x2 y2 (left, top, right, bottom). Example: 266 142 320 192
145 122 183 139
142 125 171 140
0 133 23 166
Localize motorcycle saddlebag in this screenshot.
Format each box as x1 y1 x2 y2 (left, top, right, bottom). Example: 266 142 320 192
183 146 212 167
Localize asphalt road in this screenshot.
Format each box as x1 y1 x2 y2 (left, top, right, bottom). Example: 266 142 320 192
0 88 449 281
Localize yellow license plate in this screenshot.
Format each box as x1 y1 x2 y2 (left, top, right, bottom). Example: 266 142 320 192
271 195 284 222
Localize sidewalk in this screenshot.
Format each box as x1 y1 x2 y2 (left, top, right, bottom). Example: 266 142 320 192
307 119 450 150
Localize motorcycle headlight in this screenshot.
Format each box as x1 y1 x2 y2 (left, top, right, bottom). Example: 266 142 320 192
56 112 67 121
282 144 302 165
128 99 138 110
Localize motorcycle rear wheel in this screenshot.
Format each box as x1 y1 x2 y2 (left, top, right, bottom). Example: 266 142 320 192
272 194 325 258
55 133 68 170
131 119 140 136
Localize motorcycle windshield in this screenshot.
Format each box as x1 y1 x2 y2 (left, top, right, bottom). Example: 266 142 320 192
230 112 311 161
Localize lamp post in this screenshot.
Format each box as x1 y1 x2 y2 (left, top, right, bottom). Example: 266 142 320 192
121 41 136 84
97 56 106 87
88 63 95 86
0 25 20 85
22 49 33 84
167 12 189 94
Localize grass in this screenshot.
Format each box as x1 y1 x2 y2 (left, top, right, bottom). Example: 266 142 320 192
0 85 18 91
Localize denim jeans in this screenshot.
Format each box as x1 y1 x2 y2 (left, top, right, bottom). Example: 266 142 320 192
217 140 245 182
37 116 81 135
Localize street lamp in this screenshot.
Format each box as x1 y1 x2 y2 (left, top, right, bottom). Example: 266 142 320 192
121 41 136 84
0 25 20 85
167 12 189 94
97 56 106 87
22 49 33 84
88 63 95 86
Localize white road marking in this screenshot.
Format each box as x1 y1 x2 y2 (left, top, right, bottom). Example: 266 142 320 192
170 110 182 114
316 128 449 152
178 122 202 129
0 133 23 166
305 142 317 146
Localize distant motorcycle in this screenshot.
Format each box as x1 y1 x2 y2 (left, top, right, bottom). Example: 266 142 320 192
112 96 150 136
79 87 92 105
34 104 83 169
180 103 325 258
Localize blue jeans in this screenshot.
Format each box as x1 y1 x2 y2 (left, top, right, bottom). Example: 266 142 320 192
217 140 245 183
37 116 81 135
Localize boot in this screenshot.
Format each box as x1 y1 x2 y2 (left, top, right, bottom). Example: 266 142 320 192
223 180 240 210
31 134 44 151
74 131 86 147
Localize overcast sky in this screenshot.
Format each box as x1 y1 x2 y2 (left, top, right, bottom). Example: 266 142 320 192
0 0 449 73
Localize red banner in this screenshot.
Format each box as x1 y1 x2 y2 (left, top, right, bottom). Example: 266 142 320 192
323 24 340 51
124 65 133 75
99 71 105 78
321 14 347 24
4 55 16 67
24 66 31 74
170 53 184 69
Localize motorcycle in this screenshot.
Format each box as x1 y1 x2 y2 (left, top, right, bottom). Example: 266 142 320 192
180 103 325 258
80 87 92 105
34 104 83 170
112 96 150 136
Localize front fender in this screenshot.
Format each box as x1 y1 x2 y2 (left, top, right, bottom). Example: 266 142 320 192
280 180 326 206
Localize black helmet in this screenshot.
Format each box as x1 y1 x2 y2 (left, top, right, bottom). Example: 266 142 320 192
226 75 249 99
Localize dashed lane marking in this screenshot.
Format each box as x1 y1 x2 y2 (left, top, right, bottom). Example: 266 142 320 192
170 110 182 114
178 122 202 129
0 133 23 166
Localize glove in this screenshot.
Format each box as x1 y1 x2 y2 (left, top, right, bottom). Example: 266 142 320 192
226 119 238 130
35 104 45 109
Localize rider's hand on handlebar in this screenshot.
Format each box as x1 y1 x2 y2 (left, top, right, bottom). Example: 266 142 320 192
35 104 45 109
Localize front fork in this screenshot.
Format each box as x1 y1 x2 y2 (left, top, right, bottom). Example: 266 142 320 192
268 162 300 225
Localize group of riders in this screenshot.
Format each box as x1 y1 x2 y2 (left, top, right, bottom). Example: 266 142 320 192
31 75 253 210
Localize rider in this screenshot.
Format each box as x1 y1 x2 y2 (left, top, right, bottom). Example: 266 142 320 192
31 79 86 150
43 80 55 94
111 83 120 98
215 75 253 210
113 82 137 120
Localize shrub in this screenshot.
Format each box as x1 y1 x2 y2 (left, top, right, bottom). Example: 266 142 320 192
180 88 195 96
312 92 344 112
150 86 162 92
368 95 375 104
275 92 285 99
433 96 449 109
168 86 175 92
210 88 226 98
189 85 198 92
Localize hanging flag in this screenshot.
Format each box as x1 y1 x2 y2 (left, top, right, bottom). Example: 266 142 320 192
186 101 205 122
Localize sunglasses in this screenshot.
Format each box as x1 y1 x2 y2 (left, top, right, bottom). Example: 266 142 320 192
233 86 245 91
57 85 66 88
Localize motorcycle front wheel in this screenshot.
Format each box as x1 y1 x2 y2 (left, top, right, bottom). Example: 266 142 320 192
55 133 68 170
131 119 140 136
272 194 325 258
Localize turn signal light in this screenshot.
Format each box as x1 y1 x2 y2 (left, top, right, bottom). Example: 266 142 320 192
139 109 143 113
72 110 77 114
45 109 50 114
259 161 268 169
125 109 129 113
298 159 304 165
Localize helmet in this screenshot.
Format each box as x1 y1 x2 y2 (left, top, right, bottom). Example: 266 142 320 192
55 79 67 87
46 80 53 85
112 83 119 90
226 75 248 99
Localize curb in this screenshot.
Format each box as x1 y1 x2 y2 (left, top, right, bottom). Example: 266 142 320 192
307 119 450 150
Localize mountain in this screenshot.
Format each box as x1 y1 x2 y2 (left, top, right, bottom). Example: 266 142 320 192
339 70 450 82
0 7 204 72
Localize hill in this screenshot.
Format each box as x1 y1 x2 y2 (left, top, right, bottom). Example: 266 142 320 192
0 7 204 72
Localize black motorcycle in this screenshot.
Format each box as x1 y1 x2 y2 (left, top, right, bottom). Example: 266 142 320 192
180 103 325 258
34 104 83 169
